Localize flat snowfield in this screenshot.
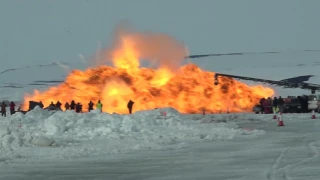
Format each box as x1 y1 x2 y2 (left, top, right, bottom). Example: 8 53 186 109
0 108 319 180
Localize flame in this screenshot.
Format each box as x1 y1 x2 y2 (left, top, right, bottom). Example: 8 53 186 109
22 28 274 114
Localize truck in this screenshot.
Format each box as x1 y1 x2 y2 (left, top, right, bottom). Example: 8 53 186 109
282 97 302 113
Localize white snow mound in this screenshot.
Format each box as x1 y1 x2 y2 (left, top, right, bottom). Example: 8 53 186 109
0 107 265 162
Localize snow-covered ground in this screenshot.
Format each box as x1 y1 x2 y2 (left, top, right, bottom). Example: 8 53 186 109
0 107 263 163
0 106 319 180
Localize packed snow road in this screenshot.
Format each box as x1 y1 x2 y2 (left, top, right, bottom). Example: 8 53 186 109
0 109 319 180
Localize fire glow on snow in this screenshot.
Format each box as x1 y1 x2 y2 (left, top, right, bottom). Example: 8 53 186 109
0 107 264 163
22 27 274 114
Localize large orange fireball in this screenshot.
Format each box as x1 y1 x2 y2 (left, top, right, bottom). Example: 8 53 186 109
23 28 274 114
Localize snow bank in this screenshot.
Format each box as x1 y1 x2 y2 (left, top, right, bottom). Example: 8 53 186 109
0 107 265 163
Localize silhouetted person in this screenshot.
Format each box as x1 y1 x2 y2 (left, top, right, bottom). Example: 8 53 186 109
65 102 70 110
9 101 15 115
75 103 82 113
70 100 76 110
56 101 62 109
272 97 278 113
48 102 56 110
39 101 44 108
259 98 265 114
88 101 94 112
127 100 134 114
278 96 284 112
1 102 7 117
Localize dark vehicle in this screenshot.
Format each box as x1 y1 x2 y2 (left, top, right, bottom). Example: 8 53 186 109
16 101 43 114
282 97 302 113
28 101 43 111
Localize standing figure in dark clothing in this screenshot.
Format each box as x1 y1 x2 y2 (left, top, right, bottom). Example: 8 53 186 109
55 101 62 109
278 96 284 112
1 102 7 117
75 103 82 113
272 97 278 113
39 101 44 108
127 100 134 114
88 101 94 112
70 100 76 110
259 98 265 114
48 102 56 110
65 102 70 110
9 101 15 115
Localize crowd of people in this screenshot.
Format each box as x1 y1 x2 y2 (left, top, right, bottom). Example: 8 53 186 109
259 95 310 114
33 99 135 114
0 96 313 116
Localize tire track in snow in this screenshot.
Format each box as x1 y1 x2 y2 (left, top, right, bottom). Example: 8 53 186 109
266 147 290 180
280 141 319 180
267 141 319 180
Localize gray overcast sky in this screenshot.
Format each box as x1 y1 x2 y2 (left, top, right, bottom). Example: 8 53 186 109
1 0 320 70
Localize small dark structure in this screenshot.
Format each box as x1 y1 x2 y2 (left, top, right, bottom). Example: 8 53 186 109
28 101 43 111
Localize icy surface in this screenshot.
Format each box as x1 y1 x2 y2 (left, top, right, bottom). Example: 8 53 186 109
0 111 320 180
0 107 264 164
